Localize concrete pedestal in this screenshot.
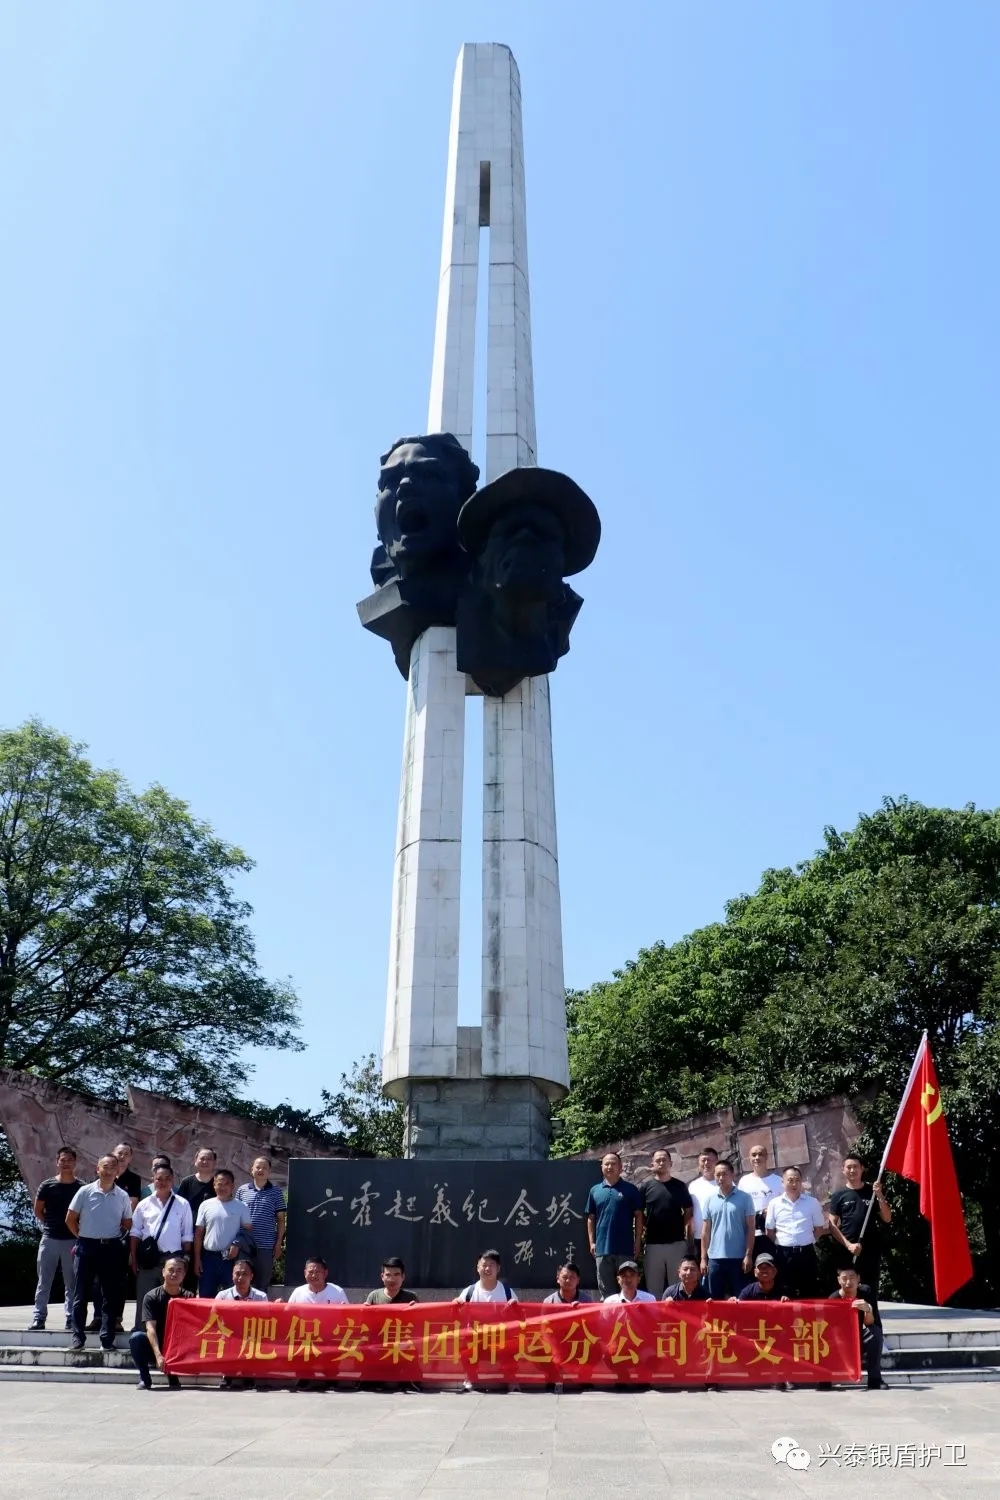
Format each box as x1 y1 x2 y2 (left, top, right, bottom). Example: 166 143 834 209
403 1077 553 1161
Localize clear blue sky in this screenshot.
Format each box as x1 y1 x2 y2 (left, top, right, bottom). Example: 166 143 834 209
3 3 999 1115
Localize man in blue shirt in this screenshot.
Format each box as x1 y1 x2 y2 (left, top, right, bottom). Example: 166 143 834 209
235 1157 286 1289
662 1256 709 1302
585 1152 644 1299
700 1158 755 1300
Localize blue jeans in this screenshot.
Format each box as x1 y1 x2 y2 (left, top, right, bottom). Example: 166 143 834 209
707 1258 746 1299
198 1248 230 1297
129 1330 156 1385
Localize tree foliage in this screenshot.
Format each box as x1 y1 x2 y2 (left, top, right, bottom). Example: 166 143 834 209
0 719 301 1108
552 798 1000 1303
317 1052 405 1159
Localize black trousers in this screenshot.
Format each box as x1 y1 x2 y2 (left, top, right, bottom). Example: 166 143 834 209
774 1243 818 1298
72 1240 126 1344
862 1324 884 1386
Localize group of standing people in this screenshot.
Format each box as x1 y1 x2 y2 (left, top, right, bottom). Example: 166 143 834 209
30 1143 287 1351
584 1144 890 1302
582 1143 890 1390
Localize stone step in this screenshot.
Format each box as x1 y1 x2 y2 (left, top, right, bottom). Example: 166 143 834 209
884 1344 1000 1371
0 1367 144 1385
0 1365 219 1386
0 1330 131 1349
0 1345 134 1369
880 1366 1000 1386
883 1329 1000 1350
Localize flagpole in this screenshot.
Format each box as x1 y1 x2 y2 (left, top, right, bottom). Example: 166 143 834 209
853 1030 927 1258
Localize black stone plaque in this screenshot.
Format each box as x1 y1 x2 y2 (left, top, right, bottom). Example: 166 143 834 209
285 1159 601 1291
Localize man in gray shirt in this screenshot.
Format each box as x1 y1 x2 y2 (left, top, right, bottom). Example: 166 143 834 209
66 1155 132 1351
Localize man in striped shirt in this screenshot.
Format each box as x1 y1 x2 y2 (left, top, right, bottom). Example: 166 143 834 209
235 1157 286 1289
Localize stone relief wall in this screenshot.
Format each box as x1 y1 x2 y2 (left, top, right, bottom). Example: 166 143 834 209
0 1069 352 1196
572 1094 867 1203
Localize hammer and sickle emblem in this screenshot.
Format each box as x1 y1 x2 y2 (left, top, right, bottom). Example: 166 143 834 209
921 1083 943 1125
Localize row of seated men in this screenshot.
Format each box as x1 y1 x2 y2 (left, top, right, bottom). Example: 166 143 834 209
130 1247 885 1392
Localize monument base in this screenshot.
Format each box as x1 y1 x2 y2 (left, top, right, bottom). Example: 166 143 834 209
403 1078 553 1160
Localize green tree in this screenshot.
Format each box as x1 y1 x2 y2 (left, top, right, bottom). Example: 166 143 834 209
318 1052 405 1158
0 720 302 1175
553 798 1000 1303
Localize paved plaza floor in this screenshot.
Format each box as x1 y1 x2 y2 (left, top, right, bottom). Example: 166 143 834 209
1 1380 998 1500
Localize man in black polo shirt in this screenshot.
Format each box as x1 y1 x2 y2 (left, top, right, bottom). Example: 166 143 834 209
829 1265 885 1390
640 1149 694 1299
177 1147 218 1290
827 1155 891 1294
129 1256 194 1390
113 1144 143 1207
662 1257 709 1301
30 1146 83 1331
177 1147 218 1217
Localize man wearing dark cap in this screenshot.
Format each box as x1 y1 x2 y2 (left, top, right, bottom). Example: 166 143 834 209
602 1261 656 1305
735 1253 790 1301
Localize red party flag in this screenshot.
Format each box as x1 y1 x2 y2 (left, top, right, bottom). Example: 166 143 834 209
880 1033 973 1305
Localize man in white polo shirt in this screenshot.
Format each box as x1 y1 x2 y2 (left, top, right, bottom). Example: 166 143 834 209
602 1260 656 1305
738 1145 784 1262
285 1256 349 1304
686 1147 720 1248
454 1249 518 1303
765 1166 827 1297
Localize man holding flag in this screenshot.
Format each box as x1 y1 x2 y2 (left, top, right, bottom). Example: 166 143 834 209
865 1032 973 1306
827 1155 891 1295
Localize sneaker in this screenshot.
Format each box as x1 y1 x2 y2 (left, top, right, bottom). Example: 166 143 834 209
68 1339 85 1352
27 1320 45 1331
64 1320 74 1332
100 1340 116 1352
136 1377 152 1391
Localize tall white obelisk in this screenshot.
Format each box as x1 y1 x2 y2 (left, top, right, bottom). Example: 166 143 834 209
381 43 568 1158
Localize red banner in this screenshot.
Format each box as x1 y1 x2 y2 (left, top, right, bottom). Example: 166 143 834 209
163 1298 860 1385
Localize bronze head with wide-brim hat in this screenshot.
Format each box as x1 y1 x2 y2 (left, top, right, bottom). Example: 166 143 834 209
456 466 600 577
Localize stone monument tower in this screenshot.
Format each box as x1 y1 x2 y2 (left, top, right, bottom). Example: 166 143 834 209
358 44 600 1160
